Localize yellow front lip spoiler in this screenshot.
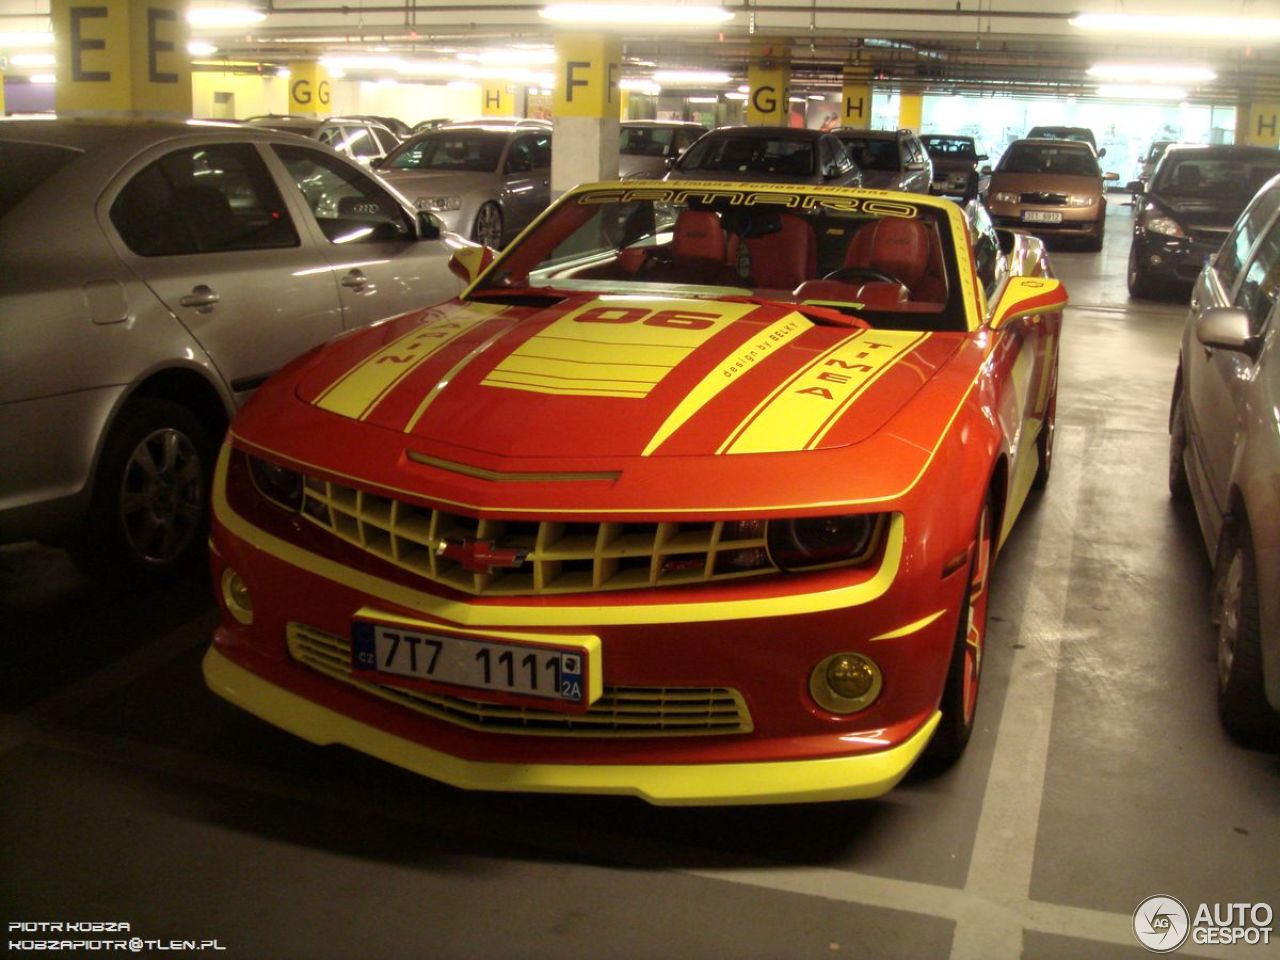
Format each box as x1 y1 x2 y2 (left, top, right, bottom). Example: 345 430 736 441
204 646 940 807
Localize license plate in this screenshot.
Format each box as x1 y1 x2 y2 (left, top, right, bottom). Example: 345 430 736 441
1023 210 1063 223
352 619 589 704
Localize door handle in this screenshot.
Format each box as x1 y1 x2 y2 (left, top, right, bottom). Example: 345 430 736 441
179 284 219 312
341 269 370 292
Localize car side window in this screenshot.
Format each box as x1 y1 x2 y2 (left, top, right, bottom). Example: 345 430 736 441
530 134 552 169
505 137 534 174
370 125 398 154
344 125 382 160
1216 186 1280 292
110 142 299 256
272 143 415 244
1232 218 1280 337
966 203 1003 298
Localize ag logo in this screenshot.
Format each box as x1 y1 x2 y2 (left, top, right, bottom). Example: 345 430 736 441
1133 895 1190 953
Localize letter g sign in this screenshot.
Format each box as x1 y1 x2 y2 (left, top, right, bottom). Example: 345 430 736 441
752 85 777 114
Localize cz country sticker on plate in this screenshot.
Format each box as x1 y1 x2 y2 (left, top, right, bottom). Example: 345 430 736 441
350 608 602 710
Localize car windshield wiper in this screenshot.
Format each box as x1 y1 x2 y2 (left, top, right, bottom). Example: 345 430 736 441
465 286 567 308
719 295 870 330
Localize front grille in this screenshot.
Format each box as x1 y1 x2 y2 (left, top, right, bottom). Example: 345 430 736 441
1020 192 1068 205
288 622 753 737
298 474 776 596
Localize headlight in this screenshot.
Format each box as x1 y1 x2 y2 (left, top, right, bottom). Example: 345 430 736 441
248 455 302 511
1144 214 1186 238
415 195 462 212
767 515 881 571
990 191 1020 204
1065 194 1096 207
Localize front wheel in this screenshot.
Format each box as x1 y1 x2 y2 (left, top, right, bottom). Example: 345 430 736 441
472 202 504 249
1216 523 1277 743
1033 366 1058 490
1128 246 1158 299
1168 387 1191 501
68 398 215 581
928 494 994 761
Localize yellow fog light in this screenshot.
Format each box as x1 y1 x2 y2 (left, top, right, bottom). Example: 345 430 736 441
221 568 254 625
810 652 882 714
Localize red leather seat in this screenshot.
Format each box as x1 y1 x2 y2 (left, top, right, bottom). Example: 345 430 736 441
644 210 742 286
746 214 816 289
843 218 947 302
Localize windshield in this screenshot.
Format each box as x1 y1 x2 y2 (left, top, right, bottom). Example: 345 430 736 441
1154 155 1280 199
465 186 966 332
922 137 976 160
620 126 678 157
384 131 504 172
998 143 1099 177
0 141 81 219
677 135 816 177
836 137 899 172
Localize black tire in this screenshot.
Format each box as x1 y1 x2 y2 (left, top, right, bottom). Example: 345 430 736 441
1032 365 1058 490
927 493 994 762
472 202 504 249
1127 246 1159 299
1168 387 1191 501
1216 522 1278 743
68 397 215 582
1084 221 1104 252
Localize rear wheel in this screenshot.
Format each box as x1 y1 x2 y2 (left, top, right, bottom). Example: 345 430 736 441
68 398 215 582
1168 387 1191 501
1216 522 1278 743
928 494 994 761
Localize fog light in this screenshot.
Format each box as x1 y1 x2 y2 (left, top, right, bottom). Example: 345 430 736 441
810 652 882 714
221 567 254 625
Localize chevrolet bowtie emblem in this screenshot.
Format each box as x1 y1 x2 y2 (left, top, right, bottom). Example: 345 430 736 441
436 537 528 574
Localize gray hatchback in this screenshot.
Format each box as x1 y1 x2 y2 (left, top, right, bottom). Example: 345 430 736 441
0 118 461 579
664 126 861 187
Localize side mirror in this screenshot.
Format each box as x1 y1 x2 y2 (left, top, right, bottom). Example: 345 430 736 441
370 156 386 170
1195 306 1261 359
448 244 495 285
980 165 992 175
1103 171 1120 182
977 154 988 161
417 211 442 241
1098 147 1107 158
989 276 1067 329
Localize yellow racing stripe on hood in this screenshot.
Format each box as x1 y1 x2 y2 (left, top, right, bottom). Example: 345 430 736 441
722 329 928 454
313 303 506 420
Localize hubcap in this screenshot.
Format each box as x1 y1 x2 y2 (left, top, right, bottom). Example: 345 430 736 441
119 428 203 565
1217 549 1244 692
475 206 502 248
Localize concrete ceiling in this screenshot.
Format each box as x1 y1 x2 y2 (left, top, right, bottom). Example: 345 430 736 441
3 0 1279 104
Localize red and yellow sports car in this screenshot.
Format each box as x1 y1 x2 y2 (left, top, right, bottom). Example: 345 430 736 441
204 181 1066 805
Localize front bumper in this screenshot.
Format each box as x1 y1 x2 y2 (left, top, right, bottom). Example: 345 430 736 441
1130 232 1217 285
205 645 941 805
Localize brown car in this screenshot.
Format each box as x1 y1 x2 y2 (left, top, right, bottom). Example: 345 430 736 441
986 138 1118 251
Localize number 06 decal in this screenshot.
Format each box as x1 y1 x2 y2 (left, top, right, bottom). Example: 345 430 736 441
575 306 719 330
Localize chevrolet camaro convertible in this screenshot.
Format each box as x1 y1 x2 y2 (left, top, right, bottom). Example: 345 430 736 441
204 181 1067 805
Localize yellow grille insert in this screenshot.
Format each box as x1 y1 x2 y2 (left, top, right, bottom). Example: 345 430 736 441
288 622 753 737
298 474 776 596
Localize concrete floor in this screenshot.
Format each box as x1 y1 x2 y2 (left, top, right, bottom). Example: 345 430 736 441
3 200 1278 960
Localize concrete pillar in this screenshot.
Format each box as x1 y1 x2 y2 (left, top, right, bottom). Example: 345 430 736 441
287 61 331 117
1241 102 1280 147
840 66 871 129
551 32 621 196
52 0 190 117
898 91 922 132
746 45 789 126
482 79 517 117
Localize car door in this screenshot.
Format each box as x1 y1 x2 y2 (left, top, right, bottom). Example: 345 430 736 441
269 142 459 330
1191 218 1280 512
501 132 552 234
105 139 344 400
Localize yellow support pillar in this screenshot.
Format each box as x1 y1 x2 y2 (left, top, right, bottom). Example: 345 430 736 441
551 32 622 193
482 79 516 117
898 92 922 133
52 0 191 117
1242 102 1280 147
747 43 790 126
287 61 331 117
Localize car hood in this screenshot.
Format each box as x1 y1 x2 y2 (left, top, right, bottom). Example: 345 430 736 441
378 169 494 195
989 172 1100 194
1150 195 1249 230
291 295 963 462
857 170 906 190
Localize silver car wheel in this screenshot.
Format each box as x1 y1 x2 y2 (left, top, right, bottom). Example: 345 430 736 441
1217 547 1244 693
473 203 503 248
119 427 205 565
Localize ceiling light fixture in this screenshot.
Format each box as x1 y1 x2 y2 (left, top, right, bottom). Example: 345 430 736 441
187 41 218 57
0 31 54 47
540 4 732 26
1095 84 1189 100
12 52 55 66
653 69 731 85
186 6 266 27
1070 13 1280 39
687 95 719 103
1087 63 1216 83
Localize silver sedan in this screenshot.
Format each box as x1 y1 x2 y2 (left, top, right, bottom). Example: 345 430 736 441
1170 172 1280 741
375 124 553 248
0 118 462 579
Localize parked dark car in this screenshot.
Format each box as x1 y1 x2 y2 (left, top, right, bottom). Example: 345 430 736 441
618 120 706 179
832 128 932 193
1127 144 1280 297
1026 125 1104 157
921 134 990 199
666 126 861 187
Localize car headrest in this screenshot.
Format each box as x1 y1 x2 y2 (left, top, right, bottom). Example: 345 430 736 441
673 210 728 261
845 218 931 287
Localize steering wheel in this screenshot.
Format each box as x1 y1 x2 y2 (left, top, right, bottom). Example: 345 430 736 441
822 266 901 286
